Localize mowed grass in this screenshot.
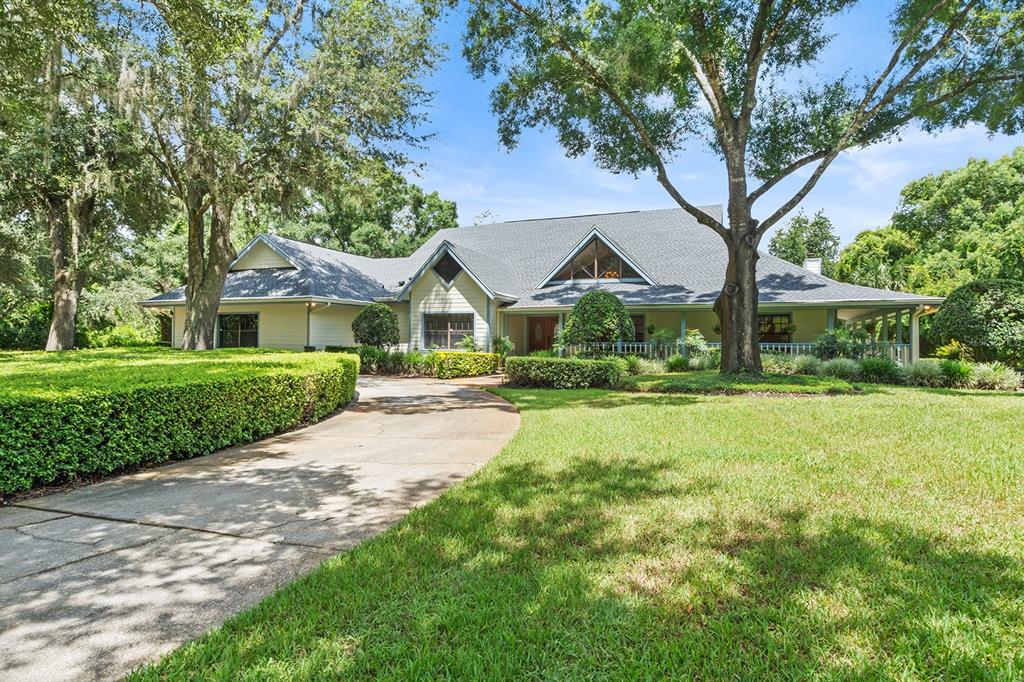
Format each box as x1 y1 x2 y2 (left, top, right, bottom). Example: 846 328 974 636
0 347 339 399
132 386 1024 680
623 369 856 394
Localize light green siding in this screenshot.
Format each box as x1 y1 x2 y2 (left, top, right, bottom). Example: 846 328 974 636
410 270 490 350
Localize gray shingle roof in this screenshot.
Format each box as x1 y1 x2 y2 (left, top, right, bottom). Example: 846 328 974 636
145 207 943 307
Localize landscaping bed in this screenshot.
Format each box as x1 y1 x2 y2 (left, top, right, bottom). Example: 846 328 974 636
0 348 359 495
621 370 857 395
129 384 1024 679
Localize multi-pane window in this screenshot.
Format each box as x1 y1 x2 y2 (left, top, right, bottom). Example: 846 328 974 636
218 314 259 348
424 313 473 349
631 315 646 342
433 253 463 284
758 313 792 343
551 238 641 282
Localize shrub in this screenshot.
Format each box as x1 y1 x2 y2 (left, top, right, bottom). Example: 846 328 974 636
352 303 400 348
689 352 720 371
432 351 499 379
818 358 861 380
492 336 515 363
939 359 975 388
665 354 688 372
559 290 634 344
406 350 437 376
0 353 359 494
636 357 666 374
761 353 796 375
935 279 1024 368
792 354 822 376
505 356 623 389
457 335 480 352
0 300 51 350
813 328 869 360
622 354 643 375
683 328 709 358
901 359 944 387
934 339 973 361
83 324 158 348
858 356 902 384
972 362 1023 391
528 349 558 358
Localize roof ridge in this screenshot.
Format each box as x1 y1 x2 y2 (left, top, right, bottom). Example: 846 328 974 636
454 205 723 229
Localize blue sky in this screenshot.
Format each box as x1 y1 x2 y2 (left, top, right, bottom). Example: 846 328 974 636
409 3 1024 246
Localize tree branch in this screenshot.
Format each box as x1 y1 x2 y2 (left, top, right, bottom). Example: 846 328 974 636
747 149 828 205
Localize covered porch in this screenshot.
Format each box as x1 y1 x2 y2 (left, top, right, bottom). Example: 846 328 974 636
499 303 932 365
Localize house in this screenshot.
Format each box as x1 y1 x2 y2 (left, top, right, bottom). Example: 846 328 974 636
141 206 943 361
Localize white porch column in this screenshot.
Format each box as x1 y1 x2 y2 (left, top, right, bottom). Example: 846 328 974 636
880 312 889 343
895 309 903 345
910 307 922 362
826 308 836 331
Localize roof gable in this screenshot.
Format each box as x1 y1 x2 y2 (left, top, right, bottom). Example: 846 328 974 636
538 227 657 287
231 237 296 270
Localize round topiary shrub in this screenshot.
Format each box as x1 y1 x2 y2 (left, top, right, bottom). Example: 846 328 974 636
560 290 634 345
935 279 1024 367
352 303 400 348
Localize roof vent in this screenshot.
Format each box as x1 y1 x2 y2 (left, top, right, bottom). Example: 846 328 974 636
803 257 822 275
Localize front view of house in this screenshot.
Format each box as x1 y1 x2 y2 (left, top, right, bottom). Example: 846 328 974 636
142 207 942 361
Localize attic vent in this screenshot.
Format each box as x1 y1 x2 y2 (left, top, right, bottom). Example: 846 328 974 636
433 252 462 284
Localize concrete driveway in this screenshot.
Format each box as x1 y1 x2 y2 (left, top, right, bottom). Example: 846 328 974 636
0 376 518 682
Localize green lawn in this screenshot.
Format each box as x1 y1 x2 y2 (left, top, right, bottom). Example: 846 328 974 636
622 369 856 394
132 385 1024 679
0 347 340 399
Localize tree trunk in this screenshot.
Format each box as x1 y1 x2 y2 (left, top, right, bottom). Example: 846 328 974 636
44 200 86 351
715 200 762 374
181 196 235 350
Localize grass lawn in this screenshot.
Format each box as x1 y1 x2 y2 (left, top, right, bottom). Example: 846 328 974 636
0 347 341 399
622 369 856 394
131 385 1024 679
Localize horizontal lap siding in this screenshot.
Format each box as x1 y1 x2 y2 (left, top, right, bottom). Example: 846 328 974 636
791 308 828 343
232 242 292 269
309 305 359 348
410 271 489 351
169 303 307 350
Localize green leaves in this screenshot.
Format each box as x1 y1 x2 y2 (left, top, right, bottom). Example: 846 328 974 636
768 209 840 276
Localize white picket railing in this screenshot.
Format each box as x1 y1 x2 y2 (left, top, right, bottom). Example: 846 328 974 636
563 341 912 365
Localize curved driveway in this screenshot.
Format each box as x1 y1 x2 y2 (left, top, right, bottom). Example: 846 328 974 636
0 376 518 682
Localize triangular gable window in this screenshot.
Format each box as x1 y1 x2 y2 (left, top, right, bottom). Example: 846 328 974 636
433 252 463 284
551 237 642 282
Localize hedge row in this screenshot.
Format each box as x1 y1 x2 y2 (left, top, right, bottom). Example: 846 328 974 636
0 354 359 495
432 351 499 379
324 346 499 378
505 356 623 389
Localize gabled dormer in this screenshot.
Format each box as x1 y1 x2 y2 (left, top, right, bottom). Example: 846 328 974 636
231 235 298 271
539 228 656 287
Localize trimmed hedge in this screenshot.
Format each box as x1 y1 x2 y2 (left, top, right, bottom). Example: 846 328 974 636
432 351 500 379
0 353 359 495
505 356 623 389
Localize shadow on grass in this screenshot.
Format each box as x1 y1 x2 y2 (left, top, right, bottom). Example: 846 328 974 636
132 455 1024 680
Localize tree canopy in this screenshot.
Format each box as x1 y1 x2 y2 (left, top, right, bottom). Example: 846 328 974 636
835 147 1024 295
768 210 840 276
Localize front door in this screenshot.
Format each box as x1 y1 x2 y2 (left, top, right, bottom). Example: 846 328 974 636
527 316 559 352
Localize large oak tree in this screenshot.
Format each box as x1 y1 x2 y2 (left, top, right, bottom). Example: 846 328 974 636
463 0 1024 372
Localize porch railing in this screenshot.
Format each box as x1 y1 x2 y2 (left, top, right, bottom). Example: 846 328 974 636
563 341 912 365
707 342 912 365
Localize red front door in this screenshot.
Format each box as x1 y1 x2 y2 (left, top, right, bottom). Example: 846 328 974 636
527 316 559 352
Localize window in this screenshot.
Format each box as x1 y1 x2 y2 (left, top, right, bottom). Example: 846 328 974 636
551 238 641 282
218 314 259 348
631 314 646 342
424 313 473 349
433 252 463 285
758 313 792 343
